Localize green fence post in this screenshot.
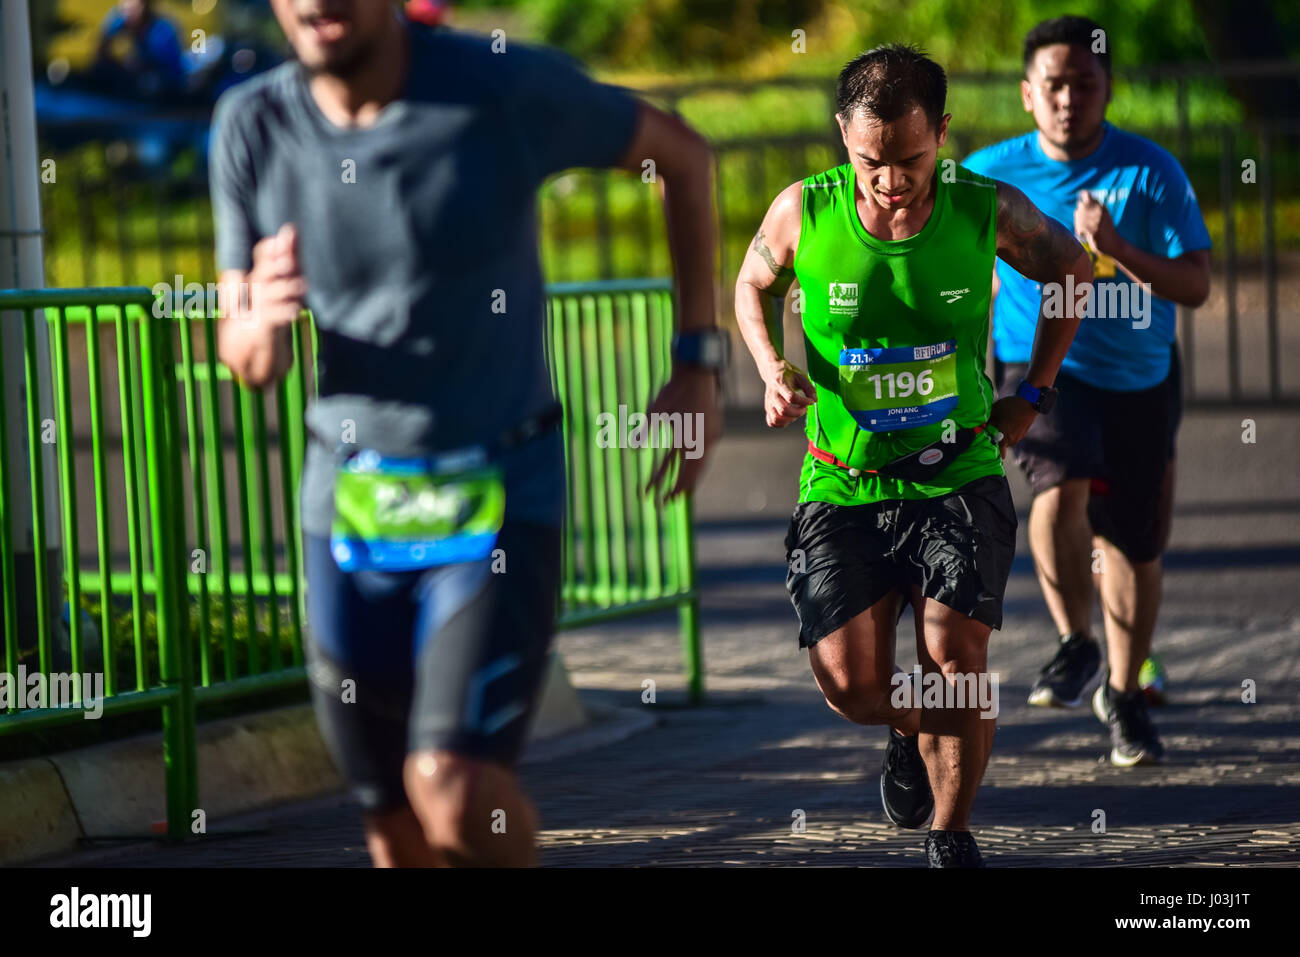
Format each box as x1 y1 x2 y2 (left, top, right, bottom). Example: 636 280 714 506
177 310 212 685
85 305 117 693
21 306 53 669
164 313 199 838
200 315 236 679
277 350 305 661
0 313 16 670
140 306 198 840
50 304 84 682
678 494 703 704
116 305 149 691
229 383 259 671
250 393 281 668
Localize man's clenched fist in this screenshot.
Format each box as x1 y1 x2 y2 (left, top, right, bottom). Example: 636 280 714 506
246 224 307 325
218 223 306 388
763 359 816 428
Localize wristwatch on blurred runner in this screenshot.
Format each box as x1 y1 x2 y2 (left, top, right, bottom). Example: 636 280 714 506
672 328 729 376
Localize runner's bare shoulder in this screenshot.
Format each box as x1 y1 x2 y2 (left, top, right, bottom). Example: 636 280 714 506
741 181 803 293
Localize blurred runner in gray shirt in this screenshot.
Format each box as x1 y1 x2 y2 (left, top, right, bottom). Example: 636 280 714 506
212 0 722 867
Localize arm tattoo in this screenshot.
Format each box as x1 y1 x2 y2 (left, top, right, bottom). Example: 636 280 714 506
995 182 1085 283
753 229 796 292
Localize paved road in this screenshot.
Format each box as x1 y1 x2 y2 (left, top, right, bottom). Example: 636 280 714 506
39 408 1300 867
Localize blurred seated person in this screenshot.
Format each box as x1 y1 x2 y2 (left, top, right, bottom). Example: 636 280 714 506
92 0 185 99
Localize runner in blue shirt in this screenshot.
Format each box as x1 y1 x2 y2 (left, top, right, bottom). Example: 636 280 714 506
93 0 185 98
964 15 1211 767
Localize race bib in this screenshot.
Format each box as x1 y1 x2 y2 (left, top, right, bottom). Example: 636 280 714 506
330 447 505 572
839 339 959 431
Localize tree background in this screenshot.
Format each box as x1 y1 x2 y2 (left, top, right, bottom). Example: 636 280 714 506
449 0 1300 80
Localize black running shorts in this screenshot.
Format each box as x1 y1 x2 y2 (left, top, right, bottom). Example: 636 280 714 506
302 521 563 813
784 475 1019 648
995 344 1181 563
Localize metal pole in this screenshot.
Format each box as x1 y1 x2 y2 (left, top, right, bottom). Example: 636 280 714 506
1260 127 1278 401
1219 129 1240 401
0 0 62 649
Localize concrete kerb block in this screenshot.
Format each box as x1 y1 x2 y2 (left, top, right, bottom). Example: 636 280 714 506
49 736 164 837
0 759 83 864
197 706 343 820
528 651 589 741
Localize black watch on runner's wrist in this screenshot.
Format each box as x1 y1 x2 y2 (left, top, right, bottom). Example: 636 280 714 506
672 328 729 370
1015 379 1058 414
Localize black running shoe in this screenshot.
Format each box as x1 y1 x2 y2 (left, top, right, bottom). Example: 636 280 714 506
1092 675 1166 767
1027 631 1102 708
925 830 985 868
880 728 934 829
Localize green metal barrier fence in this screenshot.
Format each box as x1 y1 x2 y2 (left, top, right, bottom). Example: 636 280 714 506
0 278 701 840
547 279 701 692
0 286 198 836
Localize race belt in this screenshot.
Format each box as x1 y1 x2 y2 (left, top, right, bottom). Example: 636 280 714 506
808 423 996 483
325 403 562 572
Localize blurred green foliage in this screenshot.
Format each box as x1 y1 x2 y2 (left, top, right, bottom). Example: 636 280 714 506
453 0 1298 75
31 0 1300 291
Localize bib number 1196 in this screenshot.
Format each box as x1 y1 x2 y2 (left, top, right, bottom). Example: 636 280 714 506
839 340 959 432
864 369 936 401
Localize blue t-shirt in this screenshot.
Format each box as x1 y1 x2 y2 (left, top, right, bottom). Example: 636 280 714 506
964 123 1211 391
210 23 640 536
100 11 185 81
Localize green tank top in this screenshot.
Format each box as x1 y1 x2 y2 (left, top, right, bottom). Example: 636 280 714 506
793 162 1003 505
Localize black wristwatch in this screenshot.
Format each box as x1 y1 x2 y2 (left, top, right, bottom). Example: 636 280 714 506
1015 379 1058 414
672 328 729 371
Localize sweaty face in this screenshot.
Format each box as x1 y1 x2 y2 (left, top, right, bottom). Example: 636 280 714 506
1022 43 1110 152
271 0 392 76
838 105 948 212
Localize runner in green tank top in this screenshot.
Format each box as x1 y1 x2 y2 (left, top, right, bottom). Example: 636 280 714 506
735 44 1093 868
793 160 1003 506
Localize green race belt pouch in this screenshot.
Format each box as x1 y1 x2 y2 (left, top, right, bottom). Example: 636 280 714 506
330 446 505 573
839 339 959 432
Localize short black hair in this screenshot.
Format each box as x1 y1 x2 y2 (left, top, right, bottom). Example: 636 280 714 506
1023 15 1111 76
835 44 947 129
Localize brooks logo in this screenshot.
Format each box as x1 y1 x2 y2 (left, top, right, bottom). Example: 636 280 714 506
940 288 970 303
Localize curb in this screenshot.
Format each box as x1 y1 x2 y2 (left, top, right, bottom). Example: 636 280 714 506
4 663 656 865
0 759 83 865
521 701 659 765
3 705 346 865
